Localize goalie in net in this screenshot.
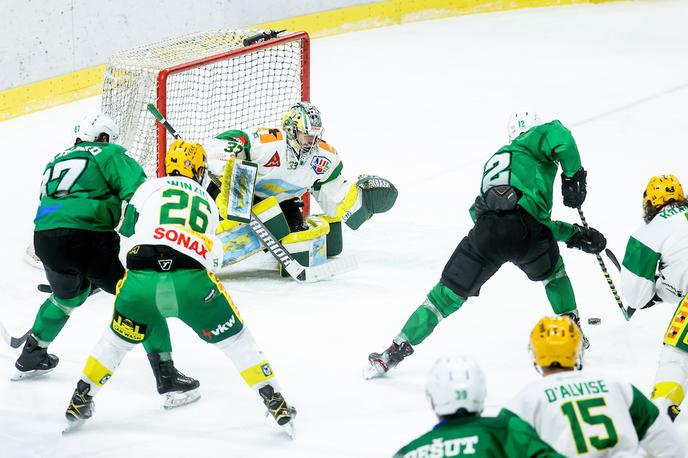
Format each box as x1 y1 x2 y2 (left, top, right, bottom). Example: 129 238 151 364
205 101 399 270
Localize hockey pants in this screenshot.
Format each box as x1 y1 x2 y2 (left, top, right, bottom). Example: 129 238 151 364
399 210 577 346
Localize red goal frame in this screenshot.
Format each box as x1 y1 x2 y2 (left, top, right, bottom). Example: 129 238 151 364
154 32 311 214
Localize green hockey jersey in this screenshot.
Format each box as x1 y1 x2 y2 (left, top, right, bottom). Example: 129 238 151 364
34 142 146 232
476 120 582 241
393 412 564 458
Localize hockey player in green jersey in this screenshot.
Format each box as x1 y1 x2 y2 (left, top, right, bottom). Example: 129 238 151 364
393 355 564 458
505 315 683 457
63 140 296 435
366 112 607 378
620 174 688 422
14 113 199 407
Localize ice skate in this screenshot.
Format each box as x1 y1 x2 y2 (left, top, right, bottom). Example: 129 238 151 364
12 335 59 381
63 380 95 434
364 340 414 379
259 385 297 438
148 352 201 409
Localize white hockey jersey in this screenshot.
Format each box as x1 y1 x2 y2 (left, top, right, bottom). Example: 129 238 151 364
506 369 682 457
120 176 224 271
621 204 688 309
205 127 358 217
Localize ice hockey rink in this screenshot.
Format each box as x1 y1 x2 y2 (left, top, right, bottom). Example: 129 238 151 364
1 1 688 456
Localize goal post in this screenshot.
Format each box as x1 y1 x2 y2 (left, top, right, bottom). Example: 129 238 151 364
101 29 311 213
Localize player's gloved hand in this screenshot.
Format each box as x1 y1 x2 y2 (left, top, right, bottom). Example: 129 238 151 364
561 167 587 208
357 175 398 214
566 224 606 254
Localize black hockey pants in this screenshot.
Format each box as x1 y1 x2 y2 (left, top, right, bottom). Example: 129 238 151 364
441 208 560 298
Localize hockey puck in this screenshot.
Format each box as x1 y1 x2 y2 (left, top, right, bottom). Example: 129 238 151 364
587 318 602 325
37 283 52 293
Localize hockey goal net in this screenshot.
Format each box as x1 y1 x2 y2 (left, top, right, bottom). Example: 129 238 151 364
101 29 310 179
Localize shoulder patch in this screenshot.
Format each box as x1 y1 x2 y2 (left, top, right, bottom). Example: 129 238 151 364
311 155 332 175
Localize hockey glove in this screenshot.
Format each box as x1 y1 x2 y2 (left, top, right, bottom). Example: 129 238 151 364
561 167 587 208
565 224 606 254
357 175 398 215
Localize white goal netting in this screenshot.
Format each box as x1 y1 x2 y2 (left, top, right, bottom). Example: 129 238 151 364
102 30 308 177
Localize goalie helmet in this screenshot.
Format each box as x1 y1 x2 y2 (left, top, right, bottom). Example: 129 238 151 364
644 175 684 210
282 101 324 167
425 355 487 416
73 112 119 144
165 139 207 184
507 111 542 142
529 316 582 370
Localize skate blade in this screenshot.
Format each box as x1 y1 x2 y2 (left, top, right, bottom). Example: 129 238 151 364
363 363 385 380
62 418 87 435
163 388 201 409
11 367 55 381
265 409 296 439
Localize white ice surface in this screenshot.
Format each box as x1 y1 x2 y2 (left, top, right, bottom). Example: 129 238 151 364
1 1 688 456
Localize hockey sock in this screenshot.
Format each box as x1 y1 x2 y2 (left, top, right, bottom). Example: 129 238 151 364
400 282 466 346
81 329 135 396
543 258 577 315
215 328 281 393
31 289 91 343
142 319 173 355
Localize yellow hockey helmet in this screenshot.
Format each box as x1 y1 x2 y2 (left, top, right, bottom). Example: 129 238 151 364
529 316 582 369
644 175 684 210
165 139 207 184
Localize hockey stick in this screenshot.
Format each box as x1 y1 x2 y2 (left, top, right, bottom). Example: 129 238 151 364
577 207 634 320
0 321 30 349
146 104 356 283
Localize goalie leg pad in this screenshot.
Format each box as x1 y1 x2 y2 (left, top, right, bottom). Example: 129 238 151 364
322 215 343 257
279 216 330 277
651 345 688 408
664 295 688 350
216 196 290 266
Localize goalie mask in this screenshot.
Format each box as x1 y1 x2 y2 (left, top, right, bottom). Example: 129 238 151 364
507 111 542 142
282 102 324 168
425 355 487 417
165 139 207 185
73 112 120 144
529 316 582 371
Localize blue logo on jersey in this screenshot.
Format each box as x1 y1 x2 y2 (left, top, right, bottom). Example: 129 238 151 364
311 156 331 175
35 204 62 220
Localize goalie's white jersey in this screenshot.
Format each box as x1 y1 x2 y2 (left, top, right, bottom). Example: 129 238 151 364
621 204 688 309
505 369 682 457
205 128 356 217
121 176 223 271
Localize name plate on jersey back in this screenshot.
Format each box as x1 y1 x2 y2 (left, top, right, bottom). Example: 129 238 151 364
226 160 258 223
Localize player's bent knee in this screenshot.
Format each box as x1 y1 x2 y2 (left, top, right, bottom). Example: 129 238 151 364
428 282 466 318
441 244 486 298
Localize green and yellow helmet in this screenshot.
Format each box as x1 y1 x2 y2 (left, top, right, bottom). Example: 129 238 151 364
281 101 324 166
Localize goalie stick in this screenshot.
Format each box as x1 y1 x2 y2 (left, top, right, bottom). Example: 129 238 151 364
146 104 356 283
577 207 634 320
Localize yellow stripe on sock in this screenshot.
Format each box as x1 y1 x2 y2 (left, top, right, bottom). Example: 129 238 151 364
83 356 113 387
651 381 685 405
240 361 275 387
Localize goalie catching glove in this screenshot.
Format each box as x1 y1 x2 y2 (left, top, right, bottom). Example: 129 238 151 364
342 175 398 230
565 224 606 254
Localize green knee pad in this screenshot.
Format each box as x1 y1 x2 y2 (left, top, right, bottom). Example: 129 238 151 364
32 288 91 343
401 282 466 346
544 258 577 315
